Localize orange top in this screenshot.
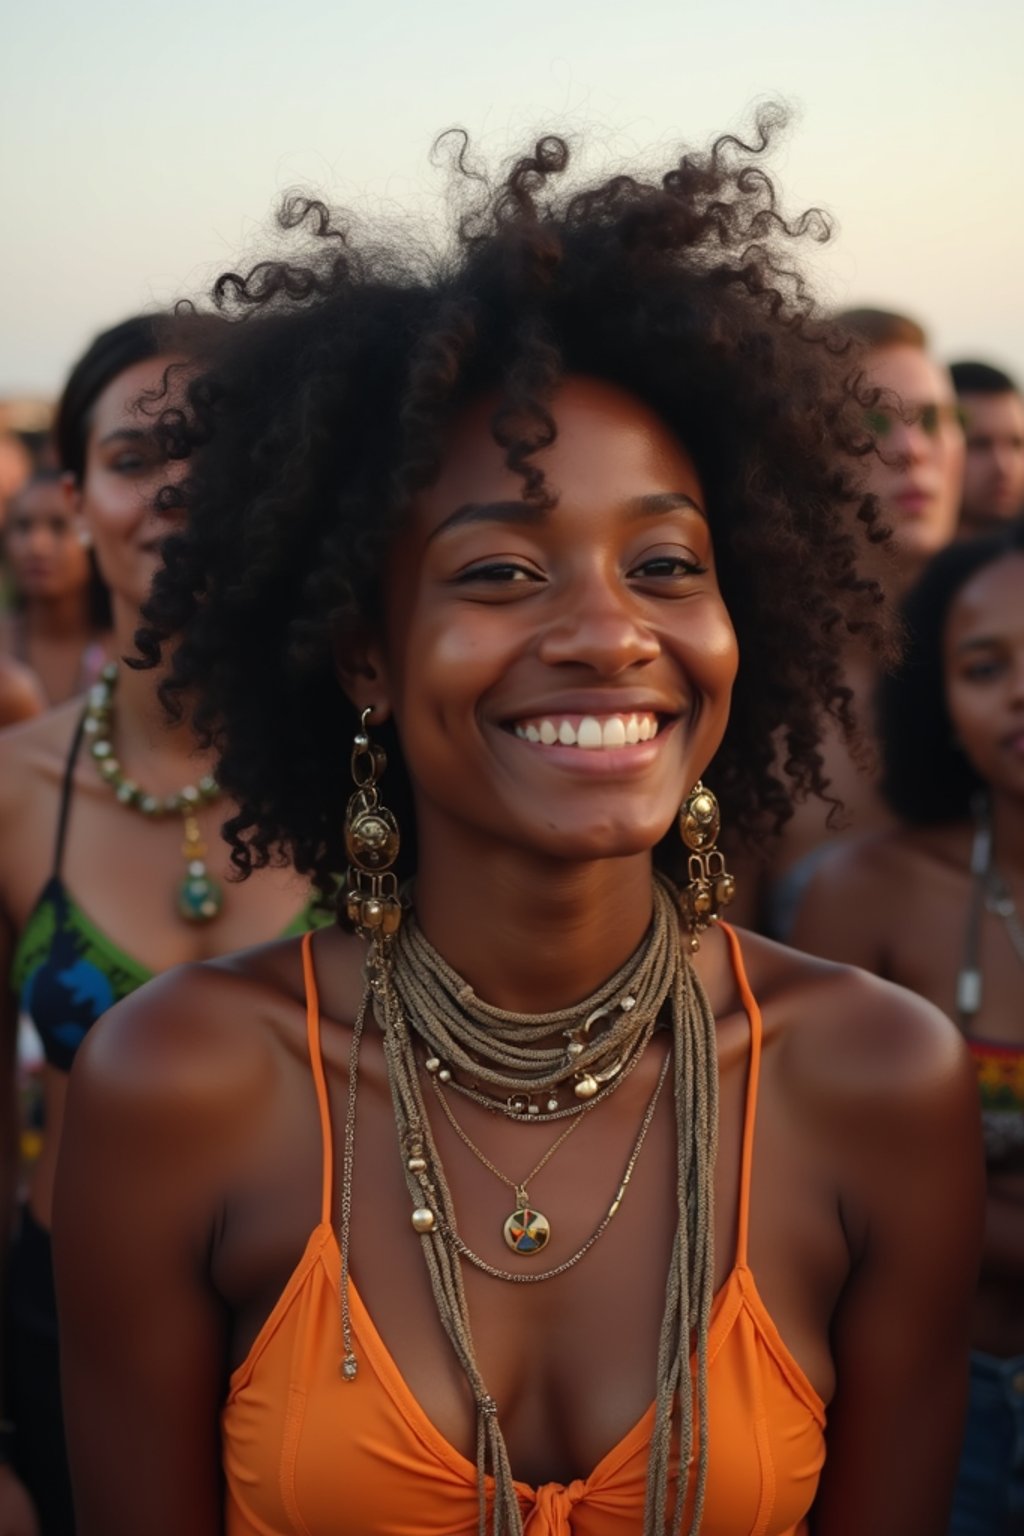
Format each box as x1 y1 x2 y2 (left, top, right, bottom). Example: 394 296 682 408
223 926 827 1534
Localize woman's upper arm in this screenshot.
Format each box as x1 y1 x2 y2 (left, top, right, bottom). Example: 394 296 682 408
810 986 984 1535
53 971 251 1536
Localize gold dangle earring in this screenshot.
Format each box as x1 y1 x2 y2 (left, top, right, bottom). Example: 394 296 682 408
679 780 735 950
343 707 402 939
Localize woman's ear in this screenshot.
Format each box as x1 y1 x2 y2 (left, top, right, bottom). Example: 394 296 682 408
332 625 393 724
60 472 90 546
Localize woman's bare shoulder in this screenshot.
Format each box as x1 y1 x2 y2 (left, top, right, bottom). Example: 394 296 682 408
731 924 971 1110
72 926 363 1110
0 697 83 806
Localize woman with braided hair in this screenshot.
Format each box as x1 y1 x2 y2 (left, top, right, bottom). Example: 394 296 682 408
54 116 980 1535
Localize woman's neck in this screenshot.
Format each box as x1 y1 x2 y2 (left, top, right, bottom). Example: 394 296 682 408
990 791 1024 876
412 824 658 1014
106 600 217 780
19 589 93 642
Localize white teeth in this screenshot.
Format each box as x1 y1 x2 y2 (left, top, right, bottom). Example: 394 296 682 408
577 717 603 750
513 712 660 749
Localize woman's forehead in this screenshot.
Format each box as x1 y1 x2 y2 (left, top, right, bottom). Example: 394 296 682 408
412 375 703 529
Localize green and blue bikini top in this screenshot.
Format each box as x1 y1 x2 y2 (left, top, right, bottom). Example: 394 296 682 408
10 712 332 1074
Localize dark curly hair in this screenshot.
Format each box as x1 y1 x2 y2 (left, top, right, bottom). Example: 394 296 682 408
136 111 894 898
879 518 1024 824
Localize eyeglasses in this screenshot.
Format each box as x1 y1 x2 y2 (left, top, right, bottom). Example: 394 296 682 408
865 402 966 439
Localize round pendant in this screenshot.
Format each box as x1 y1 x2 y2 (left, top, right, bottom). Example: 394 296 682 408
177 867 224 923
503 1205 551 1256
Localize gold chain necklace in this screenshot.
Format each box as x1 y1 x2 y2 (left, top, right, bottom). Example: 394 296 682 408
84 663 223 924
429 1074 592 1255
441 1048 671 1284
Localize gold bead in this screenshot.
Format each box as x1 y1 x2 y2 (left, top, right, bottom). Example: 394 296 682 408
407 1156 427 1172
574 1074 599 1100
411 1207 436 1234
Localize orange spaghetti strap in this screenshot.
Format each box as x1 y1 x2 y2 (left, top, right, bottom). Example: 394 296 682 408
300 930 334 1227
719 922 763 1267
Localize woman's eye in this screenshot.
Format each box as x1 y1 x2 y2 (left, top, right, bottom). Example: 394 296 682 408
455 562 541 585
962 660 1003 682
631 555 708 579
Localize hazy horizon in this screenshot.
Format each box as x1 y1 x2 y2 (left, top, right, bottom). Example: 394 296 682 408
3 0 1022 397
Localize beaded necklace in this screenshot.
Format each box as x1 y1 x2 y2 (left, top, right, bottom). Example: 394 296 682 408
83 663 223 923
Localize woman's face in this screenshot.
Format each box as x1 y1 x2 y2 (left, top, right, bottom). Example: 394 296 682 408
944 552 1024 798
72 355 178 611
5 477 91 602
367 375 739 865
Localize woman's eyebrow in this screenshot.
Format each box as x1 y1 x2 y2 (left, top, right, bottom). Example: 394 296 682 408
427 499 547 543
429 490 704 543
626 491 706 521
97 427 152 448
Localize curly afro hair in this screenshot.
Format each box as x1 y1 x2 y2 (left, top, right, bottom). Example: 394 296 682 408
137 110 893 898
879 518 1024 824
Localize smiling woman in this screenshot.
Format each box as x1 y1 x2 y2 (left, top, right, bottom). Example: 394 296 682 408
51 115 981 1536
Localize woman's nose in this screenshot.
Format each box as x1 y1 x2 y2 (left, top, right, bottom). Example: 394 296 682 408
536 578 660 675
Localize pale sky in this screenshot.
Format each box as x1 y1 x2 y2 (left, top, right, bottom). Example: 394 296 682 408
3 0 1022 397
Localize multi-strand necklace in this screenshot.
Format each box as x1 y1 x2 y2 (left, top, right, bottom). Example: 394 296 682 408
83 663 223 923
339 875 720 1536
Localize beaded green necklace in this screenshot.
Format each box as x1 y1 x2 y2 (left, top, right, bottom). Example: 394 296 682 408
83 663 223 923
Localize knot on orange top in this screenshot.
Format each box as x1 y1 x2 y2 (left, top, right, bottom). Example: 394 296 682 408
524 1478 588 1532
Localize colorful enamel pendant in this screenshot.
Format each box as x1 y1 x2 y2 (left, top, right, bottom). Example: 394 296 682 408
503 1190 551 1255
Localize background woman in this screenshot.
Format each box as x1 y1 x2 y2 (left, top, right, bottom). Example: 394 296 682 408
1 468 111 709
793 520 1024 1533
0 314 328 1536
56 124 980 1535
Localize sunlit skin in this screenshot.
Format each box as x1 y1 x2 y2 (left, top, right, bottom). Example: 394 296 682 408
958 391 1024 533
863 344 964 571
349 379 738 1001
794 551 1024 1357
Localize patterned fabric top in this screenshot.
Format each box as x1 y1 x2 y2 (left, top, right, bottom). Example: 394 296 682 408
11 876 332 1074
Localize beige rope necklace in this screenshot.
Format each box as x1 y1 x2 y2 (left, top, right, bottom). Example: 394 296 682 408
337 875 719 1536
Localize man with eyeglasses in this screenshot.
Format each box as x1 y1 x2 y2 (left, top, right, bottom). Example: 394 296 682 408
950 360 1024 536
843 307 965 580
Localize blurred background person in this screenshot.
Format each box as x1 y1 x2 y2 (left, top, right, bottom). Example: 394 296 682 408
0 435 32 529
0 655 45 729
951 361 1024 537
1 470 110 708
791 521 1024 1533
0 313 330 1536
729 305 966 935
